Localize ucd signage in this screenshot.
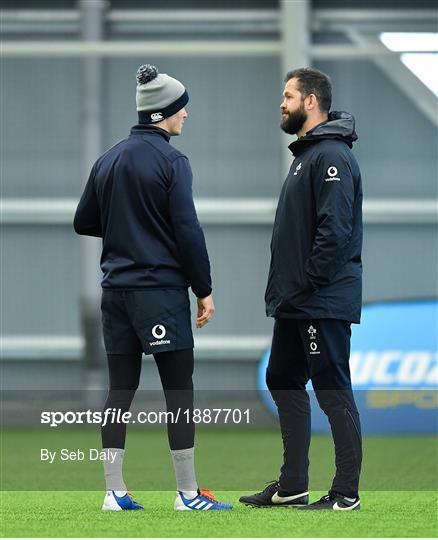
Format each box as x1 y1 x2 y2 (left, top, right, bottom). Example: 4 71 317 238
258 299 438 434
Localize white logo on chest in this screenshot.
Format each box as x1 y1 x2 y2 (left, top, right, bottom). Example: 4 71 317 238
293 162 302 175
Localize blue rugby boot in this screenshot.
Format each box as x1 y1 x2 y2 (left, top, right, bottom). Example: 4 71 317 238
174 489 233 511
102 490 144 511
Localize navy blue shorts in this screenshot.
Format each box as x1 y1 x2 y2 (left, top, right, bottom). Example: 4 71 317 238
100 288 194 355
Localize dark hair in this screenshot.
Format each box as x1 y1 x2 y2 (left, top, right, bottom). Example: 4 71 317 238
285 68 332 113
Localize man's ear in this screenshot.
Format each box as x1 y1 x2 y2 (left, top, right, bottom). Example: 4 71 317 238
305 93 318 111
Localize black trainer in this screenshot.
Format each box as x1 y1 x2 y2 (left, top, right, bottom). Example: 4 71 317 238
239 480 309 508
298 492 360 511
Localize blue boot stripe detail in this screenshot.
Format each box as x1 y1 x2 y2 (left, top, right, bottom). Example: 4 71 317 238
179 491 232 510
112 491 143 510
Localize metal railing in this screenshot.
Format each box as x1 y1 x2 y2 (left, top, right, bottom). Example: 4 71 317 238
1 198 437 225
1 7 436 34
0 334 271 361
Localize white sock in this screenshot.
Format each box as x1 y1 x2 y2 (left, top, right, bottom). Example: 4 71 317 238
182 491 198 499
170 447 198 498
103 448 127 492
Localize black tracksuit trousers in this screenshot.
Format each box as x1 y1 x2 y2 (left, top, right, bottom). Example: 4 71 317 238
266 318 362 499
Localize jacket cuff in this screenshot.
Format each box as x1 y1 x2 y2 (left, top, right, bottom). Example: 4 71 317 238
193 286 212 299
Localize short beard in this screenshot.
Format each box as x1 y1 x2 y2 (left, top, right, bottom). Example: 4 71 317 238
281 103 307 135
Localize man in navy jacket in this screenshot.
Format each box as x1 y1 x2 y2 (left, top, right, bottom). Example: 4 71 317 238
74 65 231 512
240 68 363 511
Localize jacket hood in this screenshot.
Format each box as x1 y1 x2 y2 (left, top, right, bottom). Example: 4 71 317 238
289 111 358 156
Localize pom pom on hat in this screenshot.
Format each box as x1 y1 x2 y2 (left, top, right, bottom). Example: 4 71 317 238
136 64 159 85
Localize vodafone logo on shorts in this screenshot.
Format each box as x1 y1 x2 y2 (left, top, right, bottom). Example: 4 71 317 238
150 324 170 346
152 325 166 339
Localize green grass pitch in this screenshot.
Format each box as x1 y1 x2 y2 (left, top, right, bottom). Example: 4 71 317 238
1 427 437 537
2 490 437 538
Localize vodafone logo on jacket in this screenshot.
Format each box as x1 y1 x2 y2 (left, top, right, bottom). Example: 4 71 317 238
324 165 341 182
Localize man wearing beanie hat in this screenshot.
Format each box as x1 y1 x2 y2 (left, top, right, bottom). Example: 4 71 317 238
74 65 232 512
135 64 189 127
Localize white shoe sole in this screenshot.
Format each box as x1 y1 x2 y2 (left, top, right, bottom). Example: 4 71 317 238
174 505 192 511
102 495 123 511
333 500 361 511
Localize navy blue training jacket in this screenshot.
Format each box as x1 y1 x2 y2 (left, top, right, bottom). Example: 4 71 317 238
265 111 363 323
73 125 212 299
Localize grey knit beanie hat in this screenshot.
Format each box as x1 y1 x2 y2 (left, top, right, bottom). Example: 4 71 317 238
136 64 189 124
